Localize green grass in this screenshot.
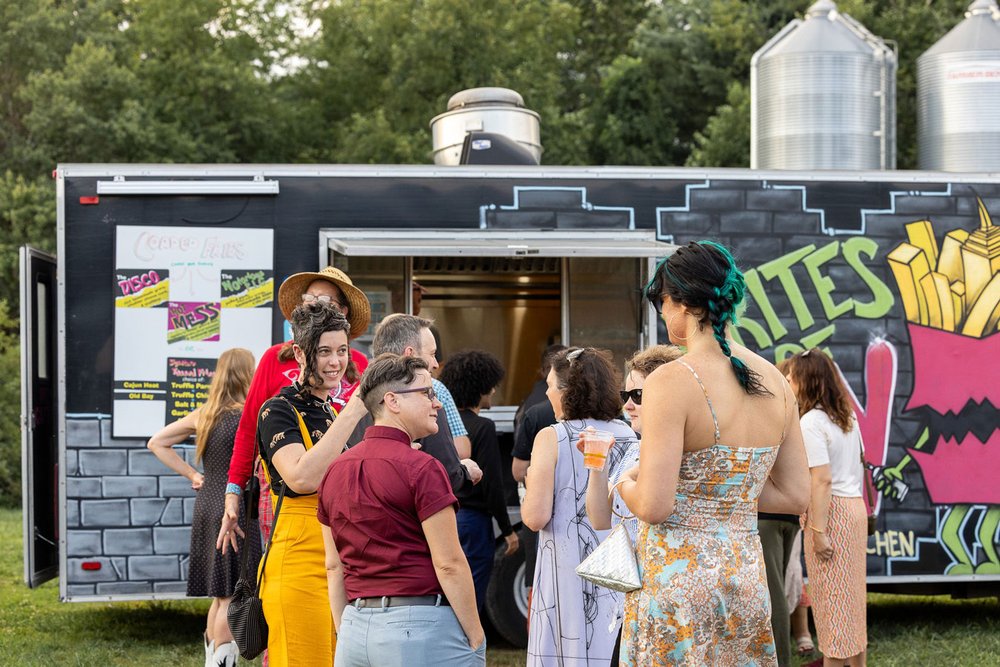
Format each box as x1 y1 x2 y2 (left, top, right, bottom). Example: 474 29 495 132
0 508 523 665
2 506 997 665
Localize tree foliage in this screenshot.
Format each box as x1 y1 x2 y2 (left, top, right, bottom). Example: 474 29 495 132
0 0 986 504
687 81 751 168
0 300 21 504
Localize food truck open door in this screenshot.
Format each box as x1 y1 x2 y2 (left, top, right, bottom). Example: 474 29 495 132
20 246 59 588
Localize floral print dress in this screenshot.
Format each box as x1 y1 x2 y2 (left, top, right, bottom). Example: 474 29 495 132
621 360 781 667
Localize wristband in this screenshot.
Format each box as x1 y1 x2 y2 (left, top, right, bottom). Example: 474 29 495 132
225 482 243 496
808 523 825 534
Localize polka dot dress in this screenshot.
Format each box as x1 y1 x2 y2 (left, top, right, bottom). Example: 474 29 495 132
187 409 261 598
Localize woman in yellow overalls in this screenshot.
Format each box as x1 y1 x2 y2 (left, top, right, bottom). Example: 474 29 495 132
255 302 368 666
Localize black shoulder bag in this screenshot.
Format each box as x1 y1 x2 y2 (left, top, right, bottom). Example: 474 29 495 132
227 464 286 660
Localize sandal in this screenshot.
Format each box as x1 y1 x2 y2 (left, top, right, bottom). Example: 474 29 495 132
796 635 815 656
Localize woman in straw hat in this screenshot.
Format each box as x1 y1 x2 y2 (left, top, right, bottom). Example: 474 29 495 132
217 267 370 564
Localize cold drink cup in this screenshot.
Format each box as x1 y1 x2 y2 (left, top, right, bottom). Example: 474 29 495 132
582 430 614 471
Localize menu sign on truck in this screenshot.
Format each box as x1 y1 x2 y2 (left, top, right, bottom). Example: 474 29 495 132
112 225 274 437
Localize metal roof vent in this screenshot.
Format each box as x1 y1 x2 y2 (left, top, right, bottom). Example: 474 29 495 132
430 87 542 166
751 0 897 170
917 0 1000 171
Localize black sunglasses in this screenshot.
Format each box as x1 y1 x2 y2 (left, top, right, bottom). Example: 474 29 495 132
620 389 643 405
379 386 438 404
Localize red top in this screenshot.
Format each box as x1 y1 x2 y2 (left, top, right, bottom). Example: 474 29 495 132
317 426 458 600
226 341 368 488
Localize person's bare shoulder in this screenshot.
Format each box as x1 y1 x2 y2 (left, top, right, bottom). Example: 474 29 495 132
642 359 700 408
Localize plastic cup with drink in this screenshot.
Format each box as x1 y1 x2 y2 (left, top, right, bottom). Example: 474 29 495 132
582 429 615 471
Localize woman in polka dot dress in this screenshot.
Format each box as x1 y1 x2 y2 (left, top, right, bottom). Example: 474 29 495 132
148 348 260 667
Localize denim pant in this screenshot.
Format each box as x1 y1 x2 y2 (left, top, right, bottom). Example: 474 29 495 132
335 602 486 667
457 508 495 611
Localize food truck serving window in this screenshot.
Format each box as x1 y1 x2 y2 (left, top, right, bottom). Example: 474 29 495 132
321 230 676 408
323 230 672 258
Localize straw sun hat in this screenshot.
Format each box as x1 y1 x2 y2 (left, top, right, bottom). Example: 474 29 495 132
277 266 371 340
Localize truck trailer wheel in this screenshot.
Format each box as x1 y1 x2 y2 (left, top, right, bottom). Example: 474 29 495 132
485 530 530 648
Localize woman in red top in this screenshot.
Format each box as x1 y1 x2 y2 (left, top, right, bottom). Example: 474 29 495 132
217 266 370 555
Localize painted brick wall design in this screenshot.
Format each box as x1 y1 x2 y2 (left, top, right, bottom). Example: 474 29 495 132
659 179 1000 577
65 415 197 597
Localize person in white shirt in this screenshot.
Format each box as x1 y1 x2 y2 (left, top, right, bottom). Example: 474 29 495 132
785 349 868 667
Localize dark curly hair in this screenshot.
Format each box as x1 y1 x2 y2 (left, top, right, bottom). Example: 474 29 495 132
645 240 770 397
439 349 506 410
289 302 351 396
551 347 622 421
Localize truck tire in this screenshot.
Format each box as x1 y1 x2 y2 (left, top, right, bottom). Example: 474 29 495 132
485 529 530 648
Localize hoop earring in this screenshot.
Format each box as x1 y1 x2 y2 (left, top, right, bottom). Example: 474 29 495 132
667 312 689 342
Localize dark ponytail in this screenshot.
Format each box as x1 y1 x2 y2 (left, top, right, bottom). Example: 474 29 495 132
646 241 770 397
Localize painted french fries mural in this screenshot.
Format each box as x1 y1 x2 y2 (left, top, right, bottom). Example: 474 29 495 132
659 181 1000 579
881 200 1000 576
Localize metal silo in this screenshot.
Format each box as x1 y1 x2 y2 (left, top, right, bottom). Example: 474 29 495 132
918 0 1000 172
752 0 896 170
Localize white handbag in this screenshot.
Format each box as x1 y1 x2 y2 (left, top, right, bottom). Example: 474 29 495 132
575 487 641 593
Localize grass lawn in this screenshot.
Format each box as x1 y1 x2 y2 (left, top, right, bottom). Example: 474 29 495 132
2 506 998 665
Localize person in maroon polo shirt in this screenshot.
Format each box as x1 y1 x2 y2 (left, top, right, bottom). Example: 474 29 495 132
318 354 485 667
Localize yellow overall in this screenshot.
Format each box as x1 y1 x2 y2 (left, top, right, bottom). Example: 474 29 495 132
258 403 336 666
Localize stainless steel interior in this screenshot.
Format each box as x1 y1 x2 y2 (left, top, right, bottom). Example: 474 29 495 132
330 252 647 407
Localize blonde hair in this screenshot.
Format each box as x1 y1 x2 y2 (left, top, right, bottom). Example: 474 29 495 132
195 348 255 463
625 344 684 378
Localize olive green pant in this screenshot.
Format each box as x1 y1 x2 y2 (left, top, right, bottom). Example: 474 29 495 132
758 519 799 667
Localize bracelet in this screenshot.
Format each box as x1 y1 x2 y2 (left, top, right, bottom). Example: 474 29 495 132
608 478 628 500
808 523 825 534
225 482 243 496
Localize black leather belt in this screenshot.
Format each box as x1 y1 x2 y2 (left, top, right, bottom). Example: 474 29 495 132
351 594 449 609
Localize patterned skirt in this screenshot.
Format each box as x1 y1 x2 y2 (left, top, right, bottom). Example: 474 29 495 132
803 495 867 658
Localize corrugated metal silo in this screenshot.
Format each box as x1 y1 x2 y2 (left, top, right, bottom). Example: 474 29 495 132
918 0 1000 172
752 0 896 170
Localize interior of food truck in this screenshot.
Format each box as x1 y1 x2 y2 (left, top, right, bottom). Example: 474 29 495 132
324 230 671 410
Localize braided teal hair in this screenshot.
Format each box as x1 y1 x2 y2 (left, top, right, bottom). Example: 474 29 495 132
645 241 770 396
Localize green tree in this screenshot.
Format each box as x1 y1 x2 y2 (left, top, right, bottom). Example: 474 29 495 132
15 0 299 168
301 0 589 164
0 172 53 308
0 300 20 505
588 0 799 166
0 0 124 173
686 81 751 168
0 171 51 507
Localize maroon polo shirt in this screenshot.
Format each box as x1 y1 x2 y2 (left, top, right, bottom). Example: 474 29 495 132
317 425 458 600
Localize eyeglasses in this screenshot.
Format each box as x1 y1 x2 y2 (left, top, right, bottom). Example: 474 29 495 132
380 386 438 404
302 293 346 310
620 389 643 405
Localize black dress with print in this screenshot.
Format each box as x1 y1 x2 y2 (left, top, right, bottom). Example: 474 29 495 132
186 409 262 597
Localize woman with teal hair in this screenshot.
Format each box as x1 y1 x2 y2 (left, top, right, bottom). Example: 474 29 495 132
616 240 810 666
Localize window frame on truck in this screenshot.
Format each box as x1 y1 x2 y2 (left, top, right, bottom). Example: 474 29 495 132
319 228 677 377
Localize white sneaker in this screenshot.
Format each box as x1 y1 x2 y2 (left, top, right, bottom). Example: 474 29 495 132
212 641 238 667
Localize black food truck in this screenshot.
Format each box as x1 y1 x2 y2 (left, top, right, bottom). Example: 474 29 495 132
21 161 1000 646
